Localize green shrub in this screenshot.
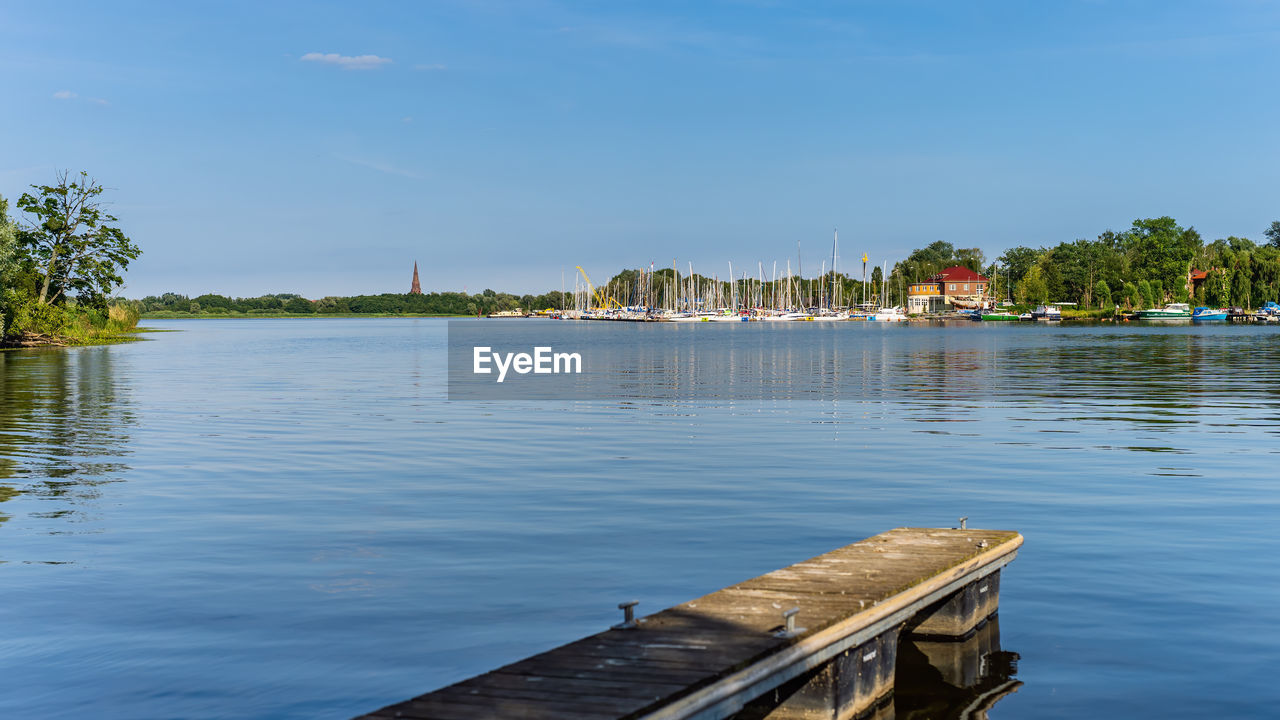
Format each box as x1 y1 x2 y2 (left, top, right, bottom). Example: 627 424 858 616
284 297 315 314
13 301 70 336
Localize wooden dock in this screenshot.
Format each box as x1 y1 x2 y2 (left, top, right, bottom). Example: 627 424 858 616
354 527 1023 720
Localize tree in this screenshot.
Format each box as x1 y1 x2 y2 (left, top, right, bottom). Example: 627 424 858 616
996 246 1042 288
0 196 14 269
1122 217 1199 300
1040 256 1064 303
284 297 315 313
1122 282 1140 309
1094 280 1112 310
16 171 141 306
1266 221 1280 249
1017 265 1048 304
954 247 986 273
1137 279 1155 309
0 196 21 335
1232 266 1252 308
1205 268 1230 307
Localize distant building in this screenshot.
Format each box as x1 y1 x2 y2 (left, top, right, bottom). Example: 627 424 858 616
907 266 990 314
1189 268 1208 297
409 261 422 295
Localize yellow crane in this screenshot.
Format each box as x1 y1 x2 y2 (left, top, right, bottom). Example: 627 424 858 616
575 266 611 310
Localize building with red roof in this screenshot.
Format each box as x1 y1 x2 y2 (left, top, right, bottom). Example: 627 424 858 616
1189 268 1208 297
906 266 990 314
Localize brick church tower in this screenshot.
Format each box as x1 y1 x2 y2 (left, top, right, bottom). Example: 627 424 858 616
409 261 422 295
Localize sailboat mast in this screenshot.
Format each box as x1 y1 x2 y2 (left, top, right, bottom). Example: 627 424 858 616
797 240 803 308
831 228 838 309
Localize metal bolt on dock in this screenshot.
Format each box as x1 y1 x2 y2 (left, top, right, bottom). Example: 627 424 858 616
613 600 639 629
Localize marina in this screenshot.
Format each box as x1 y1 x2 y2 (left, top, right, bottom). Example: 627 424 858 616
517 262 1280 325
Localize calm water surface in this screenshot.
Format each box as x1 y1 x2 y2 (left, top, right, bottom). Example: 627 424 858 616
2 319 1278 718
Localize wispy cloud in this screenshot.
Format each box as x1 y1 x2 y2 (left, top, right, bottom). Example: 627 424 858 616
301 52 394 70
52 90 109 106
333 153 422 179
414 63 447 71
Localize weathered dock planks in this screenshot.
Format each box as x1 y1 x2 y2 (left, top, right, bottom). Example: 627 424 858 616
354 527 1022 720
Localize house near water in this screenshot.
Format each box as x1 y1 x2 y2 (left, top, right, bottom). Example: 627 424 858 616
907 266 990 314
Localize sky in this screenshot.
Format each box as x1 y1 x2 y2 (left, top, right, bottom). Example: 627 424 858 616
2 0 1278 298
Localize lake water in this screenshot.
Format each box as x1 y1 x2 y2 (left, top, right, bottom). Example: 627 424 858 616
2 318 1279 719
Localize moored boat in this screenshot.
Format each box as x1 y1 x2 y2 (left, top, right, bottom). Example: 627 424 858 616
1191 307 1228 322
1031 305 1062 321
1135 303 1192 321
979 311 1020 321
487 307 526 318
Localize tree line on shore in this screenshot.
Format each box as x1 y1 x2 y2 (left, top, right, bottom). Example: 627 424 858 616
1 172 141 343
894 216 1280 310
138 289 567 316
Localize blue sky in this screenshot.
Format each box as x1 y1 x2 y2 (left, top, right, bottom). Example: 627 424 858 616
2 1 1278 297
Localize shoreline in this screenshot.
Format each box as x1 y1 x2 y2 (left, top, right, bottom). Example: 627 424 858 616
0 328 153 350
141 312 471 320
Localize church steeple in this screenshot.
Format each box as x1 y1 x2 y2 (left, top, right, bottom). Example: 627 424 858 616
409 261 422 295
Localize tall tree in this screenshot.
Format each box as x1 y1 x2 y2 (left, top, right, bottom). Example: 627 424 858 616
0 196 20 335
17 171 141 306
1094 280 1112 310
1122 217 1200 301
1018 265 1048 304
996 246 1042 288
0 196 15 280
954 247 986 273
1265 221 1280 249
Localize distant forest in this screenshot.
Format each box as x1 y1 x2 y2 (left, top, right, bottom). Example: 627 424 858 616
137 289 563 316
139 216 1280 316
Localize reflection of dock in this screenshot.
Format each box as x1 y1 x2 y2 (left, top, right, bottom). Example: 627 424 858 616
894 615 1021 720
353 527 1022 720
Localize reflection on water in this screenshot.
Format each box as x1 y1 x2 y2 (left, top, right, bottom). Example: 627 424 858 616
731 615 1017 720
452 323 1280 433
4 320 1280 719
0 348 134 544
896 617 1020 720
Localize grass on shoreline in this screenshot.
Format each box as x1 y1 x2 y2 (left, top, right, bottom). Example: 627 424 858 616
2 303 148 349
